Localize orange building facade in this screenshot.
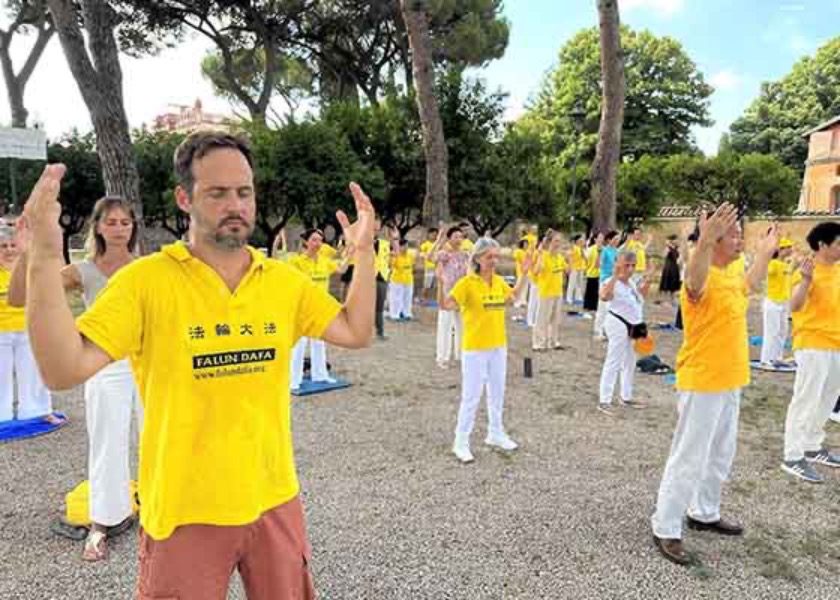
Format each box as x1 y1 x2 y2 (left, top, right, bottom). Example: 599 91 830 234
798 116 840 213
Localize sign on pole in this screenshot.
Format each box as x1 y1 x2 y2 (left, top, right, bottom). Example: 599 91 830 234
0 127 47 160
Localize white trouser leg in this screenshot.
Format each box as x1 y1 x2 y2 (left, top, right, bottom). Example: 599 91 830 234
532 295 550 350
456 350 490 441
549 296 563 347
599 315 630 405
576 270 586 303
485 348 508 438
526 281 539 327
404 284 414 318
437 309 458 363
85 361 139 526
760 299 786 363
784 350 840 461
388 283 400 319
565 270 576 304
290 338 306 388
594 297 608 337
14 332 52 420
620 336 638 403
651 389 741 539
0 333 15 422
514 279 527 307
309 339 330 381
452 312 463 361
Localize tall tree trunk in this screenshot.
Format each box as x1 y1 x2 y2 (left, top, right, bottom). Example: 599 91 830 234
589 0 625 232
47 0 146 249
400 0 449 225
0 4 54 127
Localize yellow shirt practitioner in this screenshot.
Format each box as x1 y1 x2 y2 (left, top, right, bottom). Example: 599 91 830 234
530 233 568 351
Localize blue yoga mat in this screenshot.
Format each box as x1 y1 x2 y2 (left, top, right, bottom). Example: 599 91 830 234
749 336 792 349
663 374 677 386
292 378 351 397
0 412 68 443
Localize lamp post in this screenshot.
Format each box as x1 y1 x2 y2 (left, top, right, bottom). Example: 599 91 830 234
568 103 586 233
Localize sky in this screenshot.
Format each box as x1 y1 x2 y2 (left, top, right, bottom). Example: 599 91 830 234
0 0 837 155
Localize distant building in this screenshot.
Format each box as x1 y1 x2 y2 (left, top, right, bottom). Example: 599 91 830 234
799 115 840 213
151 98 235 133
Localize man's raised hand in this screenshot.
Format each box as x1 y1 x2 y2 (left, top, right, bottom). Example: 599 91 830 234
23 164 66 259
698 203 739 246
338 182 376 252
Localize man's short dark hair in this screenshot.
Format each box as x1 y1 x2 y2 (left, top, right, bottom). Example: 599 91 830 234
174 130 254 197
446 226 463 239
428 227 439 235
571 233 582 242
806 221 840 252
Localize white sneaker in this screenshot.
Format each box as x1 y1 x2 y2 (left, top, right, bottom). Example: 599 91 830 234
485 434 518 451
830 412 840 424
314 376 337 384
452 444 475 463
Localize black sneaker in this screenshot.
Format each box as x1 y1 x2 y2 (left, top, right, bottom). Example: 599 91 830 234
781 459 825 483
805 448 840 468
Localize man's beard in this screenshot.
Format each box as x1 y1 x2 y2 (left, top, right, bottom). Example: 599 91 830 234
195 212 253 250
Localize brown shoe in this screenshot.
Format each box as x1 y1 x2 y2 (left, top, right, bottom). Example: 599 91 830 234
653 535 692 566
687 516 744 536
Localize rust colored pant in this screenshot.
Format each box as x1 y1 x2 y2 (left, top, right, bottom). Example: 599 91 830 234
136 497 314 600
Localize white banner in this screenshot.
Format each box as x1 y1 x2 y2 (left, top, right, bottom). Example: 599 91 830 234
0 127 47 160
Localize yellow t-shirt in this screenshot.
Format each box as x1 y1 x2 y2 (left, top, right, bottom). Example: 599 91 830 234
625 240 647 272
571 246 586 271
585 246 600 278
420 241 436 270
726 254 746 277
766 259 793 304
76 242 342 541
534 251 567 298
391 251 416 285
318 244 337 261
521 234 538 251
375 239 391 280
461 239 475 253
676 266 750 392
0 266 25 333
449 273 513 351
288 253 337 292
513 248 527 279
792 263 840 350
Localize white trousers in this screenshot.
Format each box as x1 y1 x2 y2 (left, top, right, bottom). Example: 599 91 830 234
760 299 790 364
783 350 840 461
436 309 463 363
455 348 507 441
85 360 143 526
566 269 585 304
423 269 435 290
514 278 528 308
593 292 609 336
290 337 330 388
532 295 563 350
526 281 539 327
599 315 637 405
388 283 414 319
0 331 52 422
651 389 741 539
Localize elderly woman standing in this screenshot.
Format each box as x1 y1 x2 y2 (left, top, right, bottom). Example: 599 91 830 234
0 222 57 425
597 250 650 415
438 238 531 463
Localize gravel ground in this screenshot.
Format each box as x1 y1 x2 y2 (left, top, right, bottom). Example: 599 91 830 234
2 297 839 600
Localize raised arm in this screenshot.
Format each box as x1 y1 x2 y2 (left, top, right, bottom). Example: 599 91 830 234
789 258 814 313
23 165 112 390
505 253 534 305
684 203 739 301
746 225 780 295
321 183 376 349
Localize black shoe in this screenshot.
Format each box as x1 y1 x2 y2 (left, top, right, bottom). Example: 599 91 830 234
653 536 692 566
686 516 743 536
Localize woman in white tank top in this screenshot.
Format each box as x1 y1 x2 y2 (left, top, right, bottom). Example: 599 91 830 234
8 196 141 562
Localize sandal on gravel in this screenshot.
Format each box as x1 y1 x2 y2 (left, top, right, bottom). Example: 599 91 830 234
51 518 89 541
82 530 109 562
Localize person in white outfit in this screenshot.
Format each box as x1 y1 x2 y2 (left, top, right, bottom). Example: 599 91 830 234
598 250 650 414
780 222 840 483
759 239 794 367
288 229 352 391
650 204 778 567
429 225 469 369
437 238 531 463
9 197 142 563
0 223 57 425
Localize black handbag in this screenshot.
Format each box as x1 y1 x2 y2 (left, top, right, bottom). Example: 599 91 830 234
609 311 648 339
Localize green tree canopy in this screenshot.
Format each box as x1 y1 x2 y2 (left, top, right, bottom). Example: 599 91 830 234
524 26 713 163
727 37 840 172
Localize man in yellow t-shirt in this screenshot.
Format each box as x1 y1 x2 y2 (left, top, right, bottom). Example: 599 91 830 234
0 225 55 423
419 228 438 303
388 239 417 320
624 227 652 286
652 204 778 567
512 239 530 308
531 232 568 351
21 131 377 598
781 222 840 483
759 239 794 366
565 234 586 305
